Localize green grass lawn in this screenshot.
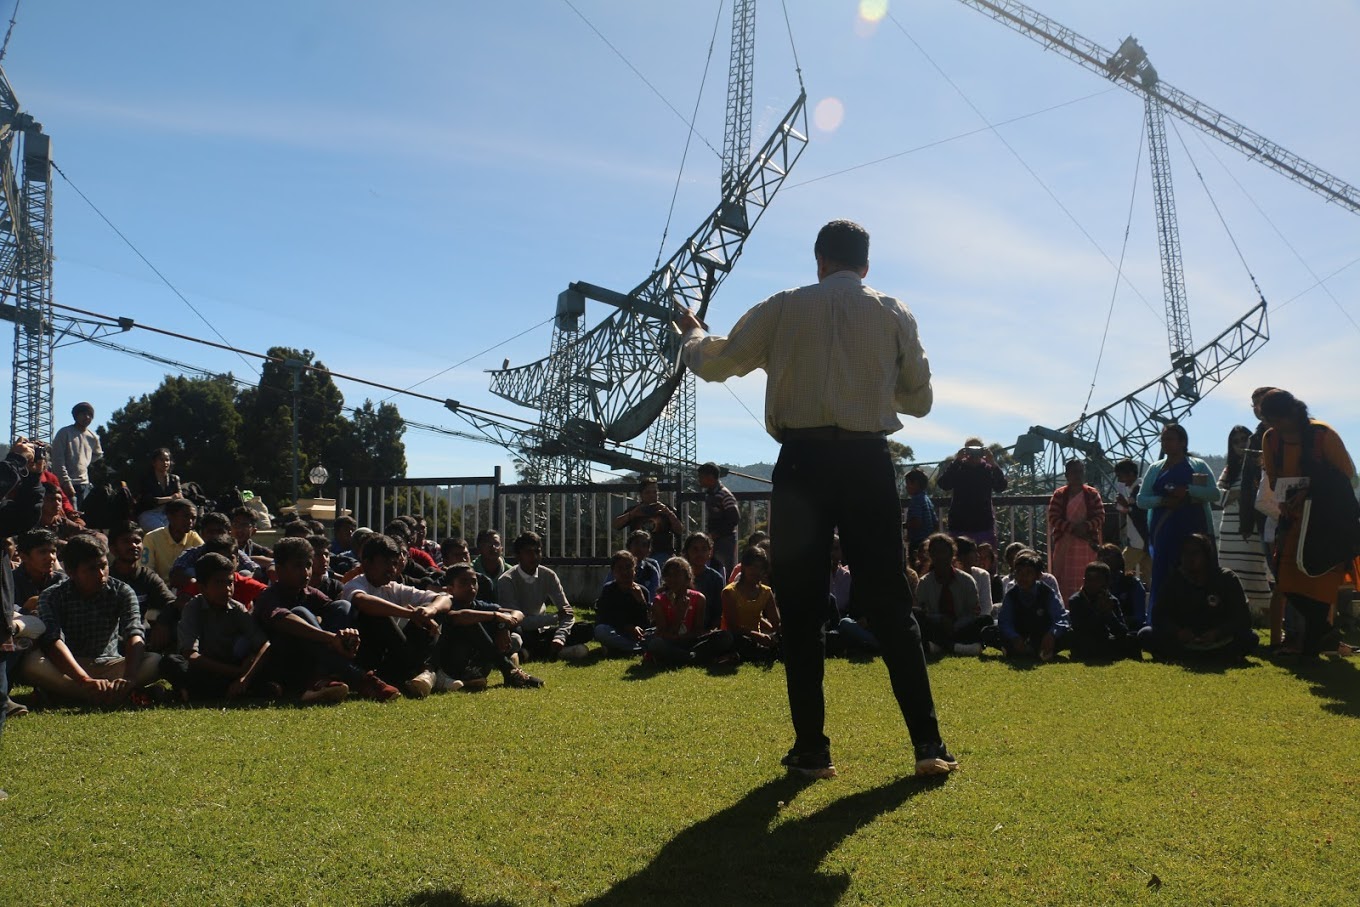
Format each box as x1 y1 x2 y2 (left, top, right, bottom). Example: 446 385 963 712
3 646 1358 906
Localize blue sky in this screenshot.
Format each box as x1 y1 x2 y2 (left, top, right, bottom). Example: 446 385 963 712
6 0 1359 489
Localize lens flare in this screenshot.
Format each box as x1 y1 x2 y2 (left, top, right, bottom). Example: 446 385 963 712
858 0 889 23
814 97 845 133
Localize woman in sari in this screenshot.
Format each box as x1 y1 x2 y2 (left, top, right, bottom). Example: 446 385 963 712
1137 423 1218 620
1259 389 1356 656
1046 459 1105 608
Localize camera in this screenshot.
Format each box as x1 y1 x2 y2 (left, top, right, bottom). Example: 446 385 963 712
964 446 985 457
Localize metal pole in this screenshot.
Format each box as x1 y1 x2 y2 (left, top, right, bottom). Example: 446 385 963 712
287 359 303 504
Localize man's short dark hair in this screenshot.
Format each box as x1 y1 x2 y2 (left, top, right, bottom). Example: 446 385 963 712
274 537 313 567
1084 560 1111 581
385 520 412 543
697 462 721 479
611 549 637 570
814 219 870 270
955 536 977 557
72 402 94 418
306 519 326 535
62 533 108 570
363 533 404 562
107 521 142 544
904 468 928 487
230 506 256 524
476 529 501 546
200 511 231 534
166 498 196 518
197 552 235 585
1013 550 1044 574
626 530 652 548
201 536 237 559
1114 459 1138 477
335 515 358 532
442 562 476 587
306 534 331 554
512 531 542 554
17 528 57 553
282 519 311 538
440 537 469 561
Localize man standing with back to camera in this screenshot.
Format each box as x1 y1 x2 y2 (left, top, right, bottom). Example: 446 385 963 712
675 219 957 779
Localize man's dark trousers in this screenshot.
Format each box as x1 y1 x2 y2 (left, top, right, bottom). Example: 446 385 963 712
772 436 942 753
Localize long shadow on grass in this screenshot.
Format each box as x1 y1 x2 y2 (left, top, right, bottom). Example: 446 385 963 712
581 772 942 906
1286 654 1360 718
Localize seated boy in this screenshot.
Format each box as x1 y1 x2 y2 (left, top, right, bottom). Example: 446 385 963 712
954 536 995 618
12 529 65 638
902 468 937 560
1138 533 1257 661
159 553 308 702
440 564 543 689
914 533 989 656
594 550 651 657
609 530 661 602
142 499 204 582
496 531 593 660
342 534 451 698
252 537 398 702
983 550 1069 661
1066 561 1141 661
21 534 163 705
681 532 728 630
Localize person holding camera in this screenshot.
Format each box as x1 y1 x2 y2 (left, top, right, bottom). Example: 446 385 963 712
613 476 683 563
938 437 1008 548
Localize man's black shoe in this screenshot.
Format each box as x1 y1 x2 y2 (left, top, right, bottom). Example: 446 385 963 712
914 742 960 776
781 747 837 780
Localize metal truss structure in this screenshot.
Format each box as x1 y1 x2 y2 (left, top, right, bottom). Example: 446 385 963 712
953 0 1360 214
489 1 807 482
951 0 1359 488
0 62 55 442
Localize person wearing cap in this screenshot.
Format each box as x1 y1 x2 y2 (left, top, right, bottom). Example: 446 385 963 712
676 218 957 779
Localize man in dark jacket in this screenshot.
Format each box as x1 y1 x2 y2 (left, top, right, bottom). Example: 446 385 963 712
938 439 1007 548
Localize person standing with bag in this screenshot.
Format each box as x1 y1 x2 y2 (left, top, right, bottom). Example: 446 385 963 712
1259 389 1357 656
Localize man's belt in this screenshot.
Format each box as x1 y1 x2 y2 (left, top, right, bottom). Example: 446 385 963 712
781 426 887 442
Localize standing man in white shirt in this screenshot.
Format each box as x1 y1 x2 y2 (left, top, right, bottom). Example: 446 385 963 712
51 402 103 510
676 219 957 779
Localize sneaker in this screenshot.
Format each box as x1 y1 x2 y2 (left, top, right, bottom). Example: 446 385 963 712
460 675 489 692
914 742 960 776
952 642 982 656
780 747 837 780
504 668 545 689
356 670 402 703
404 669 436 699
301 680 350 705
4 697 28 719
433 669 464 693
559 643 590 660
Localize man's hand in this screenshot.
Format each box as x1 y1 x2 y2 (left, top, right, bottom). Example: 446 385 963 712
331 627 360 658
107 676 133 702
227 678 249 699
410 606 440 635
498 609 523 628
675 308 702 333
1039 633 1056 662
632 626 646 641
629 583 647 604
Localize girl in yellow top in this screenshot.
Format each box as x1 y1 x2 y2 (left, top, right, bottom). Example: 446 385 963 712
721 546 781 661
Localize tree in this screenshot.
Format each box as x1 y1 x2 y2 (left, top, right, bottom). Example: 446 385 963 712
100 374 246 497
101 353 409 511
335 399 407 481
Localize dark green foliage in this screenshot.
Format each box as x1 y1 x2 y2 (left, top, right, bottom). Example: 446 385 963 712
98 374 246 492
97 352 406 508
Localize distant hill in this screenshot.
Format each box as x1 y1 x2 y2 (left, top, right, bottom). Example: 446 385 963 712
721 463 774 492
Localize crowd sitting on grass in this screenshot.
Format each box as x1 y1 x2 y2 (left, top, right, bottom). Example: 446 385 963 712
2 387 1357 749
